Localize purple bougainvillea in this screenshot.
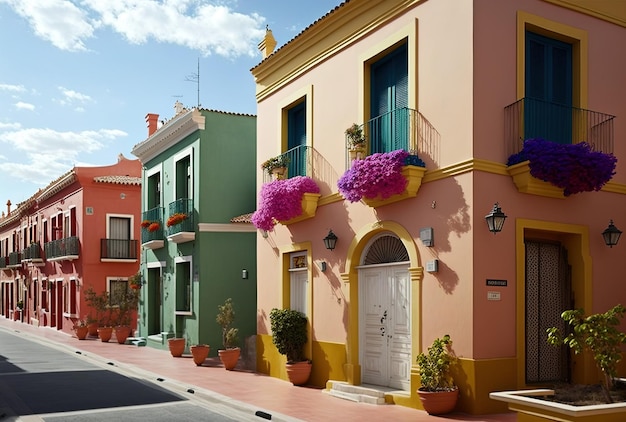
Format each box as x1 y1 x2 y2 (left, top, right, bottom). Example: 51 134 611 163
338 149 417 202
507 138 617 196
251 176 320 231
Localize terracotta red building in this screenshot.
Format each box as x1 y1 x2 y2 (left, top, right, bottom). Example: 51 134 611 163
0 154 141 336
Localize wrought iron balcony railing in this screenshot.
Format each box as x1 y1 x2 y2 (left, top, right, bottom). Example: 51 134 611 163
262 145 312 183
44 236 80 261
167 198 194 235
22 242 43 262
504 97 615 157
100 239 139 260
8 251 22 267
347 108 434 168
141 206 165 244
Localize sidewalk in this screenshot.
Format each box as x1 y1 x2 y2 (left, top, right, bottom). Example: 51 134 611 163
0 318 516 422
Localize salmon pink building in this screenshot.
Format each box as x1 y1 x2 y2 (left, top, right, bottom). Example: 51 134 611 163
251 0 626 414
0 155 141 336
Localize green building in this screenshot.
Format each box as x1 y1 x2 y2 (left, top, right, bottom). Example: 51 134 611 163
131 102 257 366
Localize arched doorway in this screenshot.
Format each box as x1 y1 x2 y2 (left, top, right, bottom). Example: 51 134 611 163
358 232 411 391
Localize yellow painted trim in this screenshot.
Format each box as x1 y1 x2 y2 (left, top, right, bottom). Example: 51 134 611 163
358 18 419 119
516 11 588 108
278 85 314 152
277 241 314 361
515 219 593 388
339 220 423 386
542 0 626 28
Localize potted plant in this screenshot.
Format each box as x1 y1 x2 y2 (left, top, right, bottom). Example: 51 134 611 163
114 287 139 344
216 298 240 370
166 212 188 227
140 220 151 229
73 318 89 340
13 300 23 321
345 123 366 160
261 155 290 179
416 334 459 415
251 176 320 231
269 308 311 386
190 343 210 366
85 286 114 342
168 336 186 357
128 272 142 290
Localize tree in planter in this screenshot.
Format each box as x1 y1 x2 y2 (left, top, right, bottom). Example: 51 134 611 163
269 308 311 385
113 287 139 344
216 298 240 370
84 286 116 342
547 304 626 403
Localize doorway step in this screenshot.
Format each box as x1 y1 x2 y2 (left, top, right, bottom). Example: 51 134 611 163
128 337 146 346
324 381 387 404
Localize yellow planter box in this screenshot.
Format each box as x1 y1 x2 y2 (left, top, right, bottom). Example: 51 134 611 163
280 193 322 226
507 161 565 199
362 165 427 208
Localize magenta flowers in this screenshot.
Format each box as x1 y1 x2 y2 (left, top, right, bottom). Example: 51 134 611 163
507 138 617 196
252 176 320 231
338 149 412 202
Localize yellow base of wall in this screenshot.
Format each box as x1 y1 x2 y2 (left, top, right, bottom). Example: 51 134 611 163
257 334 516 414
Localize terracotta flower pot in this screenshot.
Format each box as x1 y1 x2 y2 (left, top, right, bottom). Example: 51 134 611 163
115 326 132 344
190 344 210 366
286 360 312 386
168 338 186 357
218 348 241 370
98 326 113 343
87 322 99 337
417 388 459 415
74 325 89 340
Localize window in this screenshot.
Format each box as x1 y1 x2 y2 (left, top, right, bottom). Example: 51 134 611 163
175 154 192 200
107 215 132 258
289 251 308 315
147 171 161 209
175 257 192 313
63 278 77 315
525 31 572 144
108 278 129 307
369 42 408 153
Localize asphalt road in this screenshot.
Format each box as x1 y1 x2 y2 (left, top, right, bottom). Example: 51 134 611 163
0 329 274 421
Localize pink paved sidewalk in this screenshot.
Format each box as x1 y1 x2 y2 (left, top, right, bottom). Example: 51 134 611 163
0 317 516 422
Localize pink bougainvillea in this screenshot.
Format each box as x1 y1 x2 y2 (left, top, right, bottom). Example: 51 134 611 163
251 176 320 231
337 149 411 202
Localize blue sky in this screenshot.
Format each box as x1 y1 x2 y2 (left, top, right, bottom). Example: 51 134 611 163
0 0 341 208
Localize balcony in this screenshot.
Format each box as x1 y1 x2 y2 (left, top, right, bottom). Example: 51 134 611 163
504 97 615 157
167 198 195 244
44 236 80 262
141 206 165 250
262 145 312 183
7 252 21 268
21 242 44 266
0 256 8 270
100 239 139 261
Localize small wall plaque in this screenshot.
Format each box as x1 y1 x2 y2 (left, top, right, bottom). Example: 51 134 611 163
486 279 507 287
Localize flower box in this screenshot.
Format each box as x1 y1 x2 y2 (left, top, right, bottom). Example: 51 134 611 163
279 193 322 225
362 165 427 208
507 161 565 199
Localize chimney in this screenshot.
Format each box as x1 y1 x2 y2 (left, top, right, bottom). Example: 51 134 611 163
6 200 11 217
258 26 277 59
145 113 159 137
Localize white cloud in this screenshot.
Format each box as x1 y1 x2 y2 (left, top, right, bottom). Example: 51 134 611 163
56 87 93 107
1 0 97 52
15 102 35 111
0 126 128 185
2 0 267 57
0 83 26 92
0 122 22 130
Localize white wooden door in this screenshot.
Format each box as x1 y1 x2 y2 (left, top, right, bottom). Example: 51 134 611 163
360 265 411 390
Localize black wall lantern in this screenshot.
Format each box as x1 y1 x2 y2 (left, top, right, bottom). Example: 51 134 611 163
602 220 622 248
485 203 507 234
323 229 338 251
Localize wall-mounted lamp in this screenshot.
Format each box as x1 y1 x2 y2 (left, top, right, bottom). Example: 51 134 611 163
323 229 338 251
485 203 507 234
261 230 268 239
242 269 249 279
602 220 622 248
316 261 327 272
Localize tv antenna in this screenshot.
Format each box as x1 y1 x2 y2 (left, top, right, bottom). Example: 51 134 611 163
185 58 200 107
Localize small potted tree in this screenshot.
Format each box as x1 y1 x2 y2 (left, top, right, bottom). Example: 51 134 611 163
345 123 366 160
85 286 114 342
416 334 459 415
269 308 311 386
261 155 290 180
73 317 88 340
114 288 138 344
216 298 240 370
